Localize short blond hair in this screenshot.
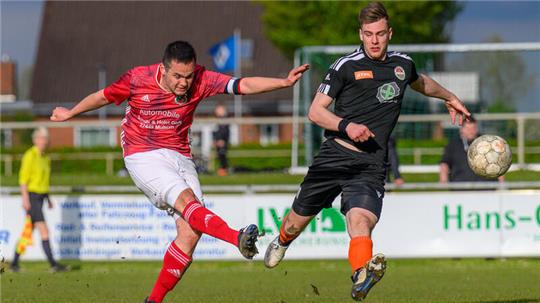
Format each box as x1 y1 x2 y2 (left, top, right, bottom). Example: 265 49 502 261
32 127 49 139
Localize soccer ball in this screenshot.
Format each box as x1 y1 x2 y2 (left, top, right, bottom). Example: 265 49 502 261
467 135 512 178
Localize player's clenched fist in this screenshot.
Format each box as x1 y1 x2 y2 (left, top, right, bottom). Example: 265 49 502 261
50 107 72 122
345 123 375 143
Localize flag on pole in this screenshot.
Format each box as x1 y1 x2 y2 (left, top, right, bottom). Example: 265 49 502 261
209 35 237 72
15 215 33 255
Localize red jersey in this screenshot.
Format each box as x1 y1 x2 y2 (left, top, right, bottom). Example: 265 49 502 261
104 63 237 157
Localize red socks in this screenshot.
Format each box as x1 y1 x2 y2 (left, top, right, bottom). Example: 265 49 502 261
182 201 239 246
148 242 192 303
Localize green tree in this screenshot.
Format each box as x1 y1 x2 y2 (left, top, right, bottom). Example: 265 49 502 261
259 1 463 58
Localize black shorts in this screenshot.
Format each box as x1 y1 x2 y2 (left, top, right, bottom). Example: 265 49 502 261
27 192 48 223
292 139 386 218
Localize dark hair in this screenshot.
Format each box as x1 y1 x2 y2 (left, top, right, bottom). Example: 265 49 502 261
162 41 197 68
358 2 390 28
464 115 477 124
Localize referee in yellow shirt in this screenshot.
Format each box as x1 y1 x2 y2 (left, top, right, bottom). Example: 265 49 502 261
10 127 68 272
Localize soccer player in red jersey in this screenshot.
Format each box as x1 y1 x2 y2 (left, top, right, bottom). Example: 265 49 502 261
51 40 309 303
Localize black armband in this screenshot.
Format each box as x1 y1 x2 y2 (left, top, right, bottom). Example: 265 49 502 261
225 77 243 95
338 118 351 134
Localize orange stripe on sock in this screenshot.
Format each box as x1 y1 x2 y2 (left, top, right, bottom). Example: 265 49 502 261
278 223 295 245
348 236 373 272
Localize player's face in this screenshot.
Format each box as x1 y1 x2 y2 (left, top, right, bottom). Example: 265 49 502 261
360 19 392 61
214 105 227 117
461 122 478 141
161 60 196 96
33 135 49 152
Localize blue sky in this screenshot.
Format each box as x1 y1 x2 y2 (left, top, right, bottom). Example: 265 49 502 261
1 1 539 109
453 1 540 43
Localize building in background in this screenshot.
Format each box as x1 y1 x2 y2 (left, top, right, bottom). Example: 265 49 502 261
28 1 295 149
1 57 17 103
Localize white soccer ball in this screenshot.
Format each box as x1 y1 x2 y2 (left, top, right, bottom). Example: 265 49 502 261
467 135 512 178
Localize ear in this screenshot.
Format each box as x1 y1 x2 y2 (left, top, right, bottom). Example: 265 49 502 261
159 63 166 75
359 28 363 41
388 27 393 40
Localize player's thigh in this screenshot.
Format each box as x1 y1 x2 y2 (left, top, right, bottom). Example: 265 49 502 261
341 180 385 220
292 173 342 217
124 150 194 209
175 154 203 200
28 192 46 223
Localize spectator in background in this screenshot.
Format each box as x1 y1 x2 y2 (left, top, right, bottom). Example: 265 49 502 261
440 117 504 183
387 134 404 186
10 127 69 273
213 104 230 176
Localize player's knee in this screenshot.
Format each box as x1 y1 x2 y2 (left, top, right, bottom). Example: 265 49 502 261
347 208 377 229
174 188 199 211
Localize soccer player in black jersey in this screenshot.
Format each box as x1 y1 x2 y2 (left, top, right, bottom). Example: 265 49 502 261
264 2 471 301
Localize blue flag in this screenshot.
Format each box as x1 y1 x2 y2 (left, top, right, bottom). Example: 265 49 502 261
209 35 237 72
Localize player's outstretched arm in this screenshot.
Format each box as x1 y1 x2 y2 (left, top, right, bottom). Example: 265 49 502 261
410 74 471 125
239 64 309 95
50 90 109 122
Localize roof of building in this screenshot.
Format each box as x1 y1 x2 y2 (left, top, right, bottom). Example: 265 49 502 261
31 1 294 115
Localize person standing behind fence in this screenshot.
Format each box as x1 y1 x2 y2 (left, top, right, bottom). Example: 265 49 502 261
10 127 69 273
439 117 504 184
213 104 230 176
386 134 404 186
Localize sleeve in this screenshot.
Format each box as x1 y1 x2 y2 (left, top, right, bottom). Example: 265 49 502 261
440 141 453 167
103 70 132 105
408 61 419 84
18 150 33 186
202 70 241 97
317 66 346 99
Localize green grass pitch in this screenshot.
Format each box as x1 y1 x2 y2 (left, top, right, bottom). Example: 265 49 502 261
1 259 539 302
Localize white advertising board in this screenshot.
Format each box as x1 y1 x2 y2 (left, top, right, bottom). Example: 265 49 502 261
1 191 538 261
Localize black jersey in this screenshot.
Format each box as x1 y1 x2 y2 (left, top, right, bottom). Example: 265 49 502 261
317 47 419 164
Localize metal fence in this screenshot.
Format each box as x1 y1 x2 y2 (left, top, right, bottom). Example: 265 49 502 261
1 113 540 175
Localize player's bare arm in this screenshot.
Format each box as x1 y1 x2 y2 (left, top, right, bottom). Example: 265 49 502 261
20 184 31 211
239 64 309 94
308 92 375 143
50 89 109 122
410 74 471 125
